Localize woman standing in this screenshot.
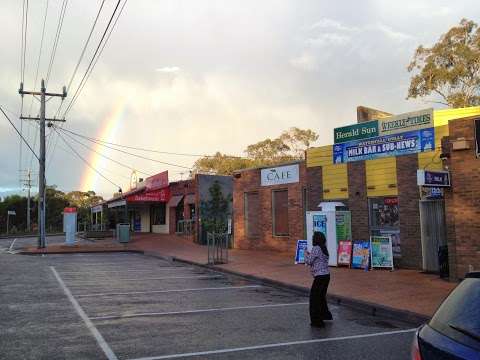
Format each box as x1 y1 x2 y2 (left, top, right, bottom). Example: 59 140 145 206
305 231 333 327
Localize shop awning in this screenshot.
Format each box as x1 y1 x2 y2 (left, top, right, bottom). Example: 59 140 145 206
108 199 126 208
167 195 183 207
184 194 195 204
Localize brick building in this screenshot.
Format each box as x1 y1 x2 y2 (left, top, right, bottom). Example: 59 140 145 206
443 116 480 279
233 161 306 253
306 106 480 274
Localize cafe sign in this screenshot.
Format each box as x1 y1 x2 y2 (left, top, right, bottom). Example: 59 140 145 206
261 164 299 186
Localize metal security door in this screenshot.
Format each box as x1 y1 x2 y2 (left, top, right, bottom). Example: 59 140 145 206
419 200 446 272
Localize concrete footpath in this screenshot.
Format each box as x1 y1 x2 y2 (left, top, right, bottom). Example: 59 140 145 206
20 233 456 322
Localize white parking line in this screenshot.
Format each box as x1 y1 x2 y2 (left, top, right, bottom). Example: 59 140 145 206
66 275 222 284
90 302 309 321
75 285 263 298
54 262 166 267
50 266 119 360
59 267 194 275
126 328 417 360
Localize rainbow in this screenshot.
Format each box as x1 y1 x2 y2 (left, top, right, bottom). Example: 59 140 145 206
79 100 126 192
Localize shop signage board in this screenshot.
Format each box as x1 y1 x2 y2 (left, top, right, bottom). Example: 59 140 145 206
417 169 450 187
351 240 370 269
475 118 480 158
334 120 379 144
370 236 394 270
91 205 103 213
337 240 352 266
294 240 308 264
313 214 327 235
306 211 338 266
378 108 433 136
379 230 401 258
261 164 299 186
127 188 171 202
7 210 16 216
145 171 169 191
333 127 435 164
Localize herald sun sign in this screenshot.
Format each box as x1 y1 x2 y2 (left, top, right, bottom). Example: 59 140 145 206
261 164 300 186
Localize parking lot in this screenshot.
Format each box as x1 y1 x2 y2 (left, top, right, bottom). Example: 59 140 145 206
0 241 417 360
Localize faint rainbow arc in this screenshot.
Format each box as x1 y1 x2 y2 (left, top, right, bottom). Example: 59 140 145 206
79 101 126 192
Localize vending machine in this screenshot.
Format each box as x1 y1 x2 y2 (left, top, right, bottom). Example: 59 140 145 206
306 202 352 266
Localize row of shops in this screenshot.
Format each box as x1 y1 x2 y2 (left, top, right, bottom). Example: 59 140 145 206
91 105 480 280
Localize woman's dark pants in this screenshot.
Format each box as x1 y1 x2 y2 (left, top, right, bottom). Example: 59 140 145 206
309 274 332 324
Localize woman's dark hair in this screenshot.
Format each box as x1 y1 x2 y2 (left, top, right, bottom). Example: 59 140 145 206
312 231 329 257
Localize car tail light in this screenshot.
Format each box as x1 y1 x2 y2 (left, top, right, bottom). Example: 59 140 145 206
411 332 422 360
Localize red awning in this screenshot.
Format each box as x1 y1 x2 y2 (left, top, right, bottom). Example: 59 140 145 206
126 188 171 203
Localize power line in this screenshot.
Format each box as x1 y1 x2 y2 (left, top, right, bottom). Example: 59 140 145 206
45 0 68 86
28 0 49 116
1 106 39 161
54 128 121 189
57 126 192 169
55 0 106 119
59 127 244 158
63 0 123 118
55 125 153 176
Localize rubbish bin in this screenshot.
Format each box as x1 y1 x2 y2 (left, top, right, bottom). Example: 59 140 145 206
117 223 130 243
438 245 449 279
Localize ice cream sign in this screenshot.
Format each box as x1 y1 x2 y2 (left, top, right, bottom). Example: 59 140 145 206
261 164 300 186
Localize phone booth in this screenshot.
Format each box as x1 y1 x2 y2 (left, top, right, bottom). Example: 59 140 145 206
63 207 77 245
306 202 352 266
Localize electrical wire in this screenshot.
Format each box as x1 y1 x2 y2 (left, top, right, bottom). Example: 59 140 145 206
27 0 49 116
55 125 153 176
54 127 121 189
63 0 123 118
59 127 245 158
45 0 68 86
56 126 192 169
1 106 39 161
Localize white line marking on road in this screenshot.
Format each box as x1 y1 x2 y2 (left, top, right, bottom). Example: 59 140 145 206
126 328 417 360
67 275 222 284
50 266 119 360
59 267 194 275
8 238 17 251
91 302 309 321
54 262 167 267
75 285 263 298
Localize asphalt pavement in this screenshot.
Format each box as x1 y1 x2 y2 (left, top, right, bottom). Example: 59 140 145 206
0 237 417 360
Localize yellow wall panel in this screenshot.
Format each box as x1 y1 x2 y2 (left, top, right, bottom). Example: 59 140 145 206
366 158 398 197
322 163 348 199
306 145 333 167
434 106 480 127
418 124 449 170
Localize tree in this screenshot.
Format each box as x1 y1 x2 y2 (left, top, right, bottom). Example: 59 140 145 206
192 127 319 175
407 19 480 108
199 181 231 235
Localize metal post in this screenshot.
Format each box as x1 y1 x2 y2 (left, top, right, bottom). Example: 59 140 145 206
26 170 31 232
6 214 10 235
38 80 46 248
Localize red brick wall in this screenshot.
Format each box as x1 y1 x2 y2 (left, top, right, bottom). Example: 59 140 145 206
444 117 480 279
396 154 422 269
306 166 323 211
233 163 306 253
347 161 370 241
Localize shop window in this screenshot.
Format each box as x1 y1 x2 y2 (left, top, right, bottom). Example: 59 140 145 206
244 192 259 238
369 197 399 230
151 203 166 225
272 189 289 236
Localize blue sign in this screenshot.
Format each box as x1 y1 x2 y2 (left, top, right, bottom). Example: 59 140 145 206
333 128 435 164
424 170 450 187
313 214 327 235
295 240 308 264
351 240 370 269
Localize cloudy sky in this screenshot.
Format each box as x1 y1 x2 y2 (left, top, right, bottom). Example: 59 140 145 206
0 0 477 198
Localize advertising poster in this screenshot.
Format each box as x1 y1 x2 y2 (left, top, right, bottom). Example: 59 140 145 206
351 240 370 269
313 214 327 235
337 241 352 266
370 236 394 270
333 128 435 164
335 212 352 243
295 240 308 264
380 230 401 258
